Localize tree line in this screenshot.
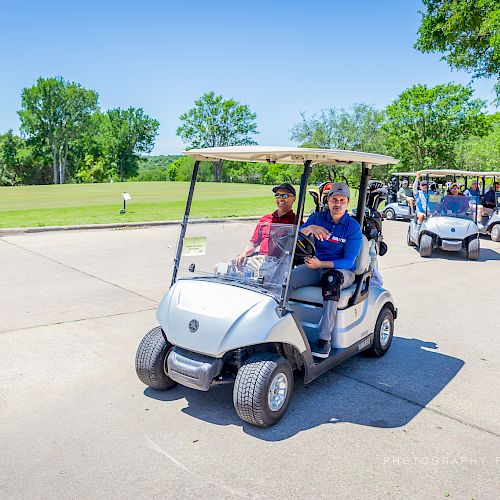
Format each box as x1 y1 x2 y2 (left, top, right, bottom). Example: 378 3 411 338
2 81 498 187
0 76 159 186
1 0 498 186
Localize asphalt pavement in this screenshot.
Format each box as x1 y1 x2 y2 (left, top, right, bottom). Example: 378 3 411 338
1 220 499 499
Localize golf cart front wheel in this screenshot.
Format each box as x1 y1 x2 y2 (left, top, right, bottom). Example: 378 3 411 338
135 326 177 390
490 224 500 242
364 306 394 357
385 208 395 221
233 352 293 427
419 234 433 257
466 238 480 261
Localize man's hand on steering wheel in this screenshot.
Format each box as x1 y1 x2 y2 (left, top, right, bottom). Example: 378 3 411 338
269 225 315 261
301 224 330 241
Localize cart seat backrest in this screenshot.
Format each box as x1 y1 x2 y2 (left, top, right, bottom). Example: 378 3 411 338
354 235 370 275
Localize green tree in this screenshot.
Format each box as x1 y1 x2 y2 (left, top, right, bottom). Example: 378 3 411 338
291 103 385 152
455 113 500 170
383 83 489 170
177 91 258 182
0 130 48 185
291 103 386 183
415 0 500 102
74 154 111 183
102 107 159 181
18 76 98 184
0 130 19 185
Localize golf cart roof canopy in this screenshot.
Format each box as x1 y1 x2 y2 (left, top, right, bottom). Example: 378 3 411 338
416 169 500 178
183 146 398 167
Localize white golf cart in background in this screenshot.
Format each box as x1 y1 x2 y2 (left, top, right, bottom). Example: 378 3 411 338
135 146 399 427
470 170 500 242
382 172 416 221
407 169 481 259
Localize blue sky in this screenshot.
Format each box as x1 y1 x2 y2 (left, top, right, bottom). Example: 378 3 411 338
0 0 497 154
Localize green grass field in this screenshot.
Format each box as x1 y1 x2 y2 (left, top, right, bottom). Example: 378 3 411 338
0 181 358 228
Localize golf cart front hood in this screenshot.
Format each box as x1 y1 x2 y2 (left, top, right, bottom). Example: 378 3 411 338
157 279 306 357
425 217 477 238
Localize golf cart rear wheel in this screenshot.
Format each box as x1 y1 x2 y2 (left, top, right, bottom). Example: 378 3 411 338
385 208 395 221
407 228 416 246
490 224 500 242
135 326 177 390
364 306 394 357
466 238 480 261
233 352 293 427
419 234 433 257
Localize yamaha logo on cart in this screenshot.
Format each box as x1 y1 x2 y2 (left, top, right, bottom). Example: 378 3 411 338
188 319 199 333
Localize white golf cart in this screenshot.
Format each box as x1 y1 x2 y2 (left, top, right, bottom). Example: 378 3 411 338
470 170 500 242
407 169 481 259
135 146 399 427
382 172 416 221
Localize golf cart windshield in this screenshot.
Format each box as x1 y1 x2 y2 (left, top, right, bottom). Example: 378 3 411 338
425 193 473 220
173 146 398 308
415 169 485 221
177 221 297 301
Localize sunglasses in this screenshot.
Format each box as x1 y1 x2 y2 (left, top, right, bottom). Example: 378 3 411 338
451 186 459 190
274 193 293 199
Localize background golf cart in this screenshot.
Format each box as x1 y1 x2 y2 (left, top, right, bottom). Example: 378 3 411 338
407 169 483 259
136 146 399 427
383 172 416 221
467 170 500 242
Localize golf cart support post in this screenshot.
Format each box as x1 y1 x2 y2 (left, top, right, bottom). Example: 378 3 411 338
171 160 200 286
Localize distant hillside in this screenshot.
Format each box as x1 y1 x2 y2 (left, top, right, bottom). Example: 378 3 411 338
139 155 182 170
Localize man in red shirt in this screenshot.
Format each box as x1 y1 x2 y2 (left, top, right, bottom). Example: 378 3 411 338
235 183 297 266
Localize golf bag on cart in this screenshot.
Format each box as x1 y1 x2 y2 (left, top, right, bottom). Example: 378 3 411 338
308 181 333 213
362 181 388 257
366 180 388 211
386 177 398 204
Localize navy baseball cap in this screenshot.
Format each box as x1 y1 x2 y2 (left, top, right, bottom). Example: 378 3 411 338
272 183 296 196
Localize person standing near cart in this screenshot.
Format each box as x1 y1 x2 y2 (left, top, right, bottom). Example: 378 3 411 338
289 182 363 358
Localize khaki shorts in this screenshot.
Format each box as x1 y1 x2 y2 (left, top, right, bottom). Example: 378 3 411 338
244 255 278 276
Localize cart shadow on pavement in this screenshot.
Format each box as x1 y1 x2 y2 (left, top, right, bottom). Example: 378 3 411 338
477 248 500 261
144 336 464 441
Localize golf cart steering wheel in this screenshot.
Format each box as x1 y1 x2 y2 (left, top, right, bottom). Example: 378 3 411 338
271 228 315 259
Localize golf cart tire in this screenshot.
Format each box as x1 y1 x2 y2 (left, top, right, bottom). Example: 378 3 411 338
466 238 480 261
490 224 500 242
364 306 394 357
406 228 416 247
135 326 177 390
233 352 293 427
419 234 433 257
385 208 395 221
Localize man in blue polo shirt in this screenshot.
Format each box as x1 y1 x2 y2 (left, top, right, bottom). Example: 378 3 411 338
464 180 486 228
290 182 363 358
413 174 437 225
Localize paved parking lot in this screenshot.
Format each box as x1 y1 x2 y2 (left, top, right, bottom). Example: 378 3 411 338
1 221 499 499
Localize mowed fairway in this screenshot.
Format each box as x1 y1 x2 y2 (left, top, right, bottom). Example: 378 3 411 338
0 181 326 228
